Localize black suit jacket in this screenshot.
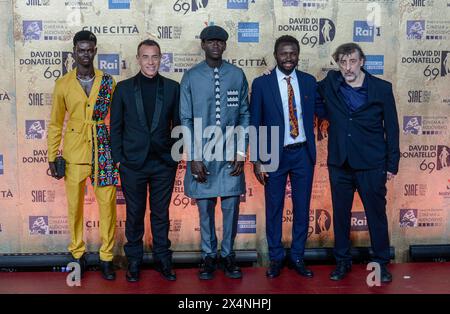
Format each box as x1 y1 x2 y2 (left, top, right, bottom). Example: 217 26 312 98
318 69 400 174
111 73 180 170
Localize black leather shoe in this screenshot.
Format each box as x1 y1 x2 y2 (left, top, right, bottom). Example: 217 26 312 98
199 256 216 280
288 259 314 278
330 262 352 281
380 264 392 283
126 261 140 283
155 260 177 281
100 261 116 281
73 253 87 278
219 255 242 279
266 260 283 279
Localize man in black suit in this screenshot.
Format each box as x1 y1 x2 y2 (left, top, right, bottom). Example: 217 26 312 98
317 43 399 283
111 39 180 282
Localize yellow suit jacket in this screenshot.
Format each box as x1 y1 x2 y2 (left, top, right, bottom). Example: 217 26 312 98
47 68 116 164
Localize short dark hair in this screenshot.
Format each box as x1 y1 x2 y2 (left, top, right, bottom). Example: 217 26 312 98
137 39 161 55
73 30 97 46
332 42 365 62
274 35 300 54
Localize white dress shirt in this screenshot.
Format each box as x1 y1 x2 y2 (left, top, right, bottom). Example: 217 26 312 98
275 67 307 146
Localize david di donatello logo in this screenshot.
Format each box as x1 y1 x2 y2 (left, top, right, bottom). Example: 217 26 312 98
173 0 208 14
315 209 331 234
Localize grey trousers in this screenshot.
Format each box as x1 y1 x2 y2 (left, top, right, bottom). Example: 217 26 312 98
196 196 240 259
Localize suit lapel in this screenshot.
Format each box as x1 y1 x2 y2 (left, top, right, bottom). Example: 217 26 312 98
133 74 149 131
86 68 103 119
330 71 351 111
268 70 284 118
150 75 164 133
295 70 309 118
69 70 89 100
359 70 376 111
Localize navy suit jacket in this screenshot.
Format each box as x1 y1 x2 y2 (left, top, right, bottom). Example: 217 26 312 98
250 69 325 167
317 69 400 174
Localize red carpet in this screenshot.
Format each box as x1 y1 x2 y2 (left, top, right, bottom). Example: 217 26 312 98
1 262 449 294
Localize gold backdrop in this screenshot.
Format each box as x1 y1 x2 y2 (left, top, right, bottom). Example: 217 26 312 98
0 0 449 263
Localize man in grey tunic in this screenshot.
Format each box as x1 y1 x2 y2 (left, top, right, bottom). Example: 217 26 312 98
180 25 250 280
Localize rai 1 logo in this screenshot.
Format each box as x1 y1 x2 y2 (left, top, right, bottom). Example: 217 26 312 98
173 0 208 15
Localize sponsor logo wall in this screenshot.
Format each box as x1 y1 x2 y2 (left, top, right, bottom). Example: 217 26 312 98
0 0 448 262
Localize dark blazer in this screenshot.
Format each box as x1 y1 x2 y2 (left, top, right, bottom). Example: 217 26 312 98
317 69 400 174
250 69 325 166
110 73 180 170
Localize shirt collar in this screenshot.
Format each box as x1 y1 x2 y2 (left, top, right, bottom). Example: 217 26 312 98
276 66 298 84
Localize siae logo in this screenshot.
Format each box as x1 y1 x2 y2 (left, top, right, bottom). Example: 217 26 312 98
411 0 427 6
173 0 208 14
26 0 50 6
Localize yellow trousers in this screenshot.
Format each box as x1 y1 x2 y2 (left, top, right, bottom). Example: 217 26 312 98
64 163 116 261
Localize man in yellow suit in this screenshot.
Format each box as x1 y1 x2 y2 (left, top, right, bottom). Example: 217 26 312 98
47 30 118 281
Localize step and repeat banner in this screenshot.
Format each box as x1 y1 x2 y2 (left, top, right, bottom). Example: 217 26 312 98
0 0 449 263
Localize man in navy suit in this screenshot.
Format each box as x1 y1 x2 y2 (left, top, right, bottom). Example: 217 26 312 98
317 43 399 283
250 35 324 278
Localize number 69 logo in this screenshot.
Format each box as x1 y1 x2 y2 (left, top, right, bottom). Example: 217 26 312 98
173 0 208 15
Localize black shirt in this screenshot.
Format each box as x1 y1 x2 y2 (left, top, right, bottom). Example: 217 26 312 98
139 71 158 128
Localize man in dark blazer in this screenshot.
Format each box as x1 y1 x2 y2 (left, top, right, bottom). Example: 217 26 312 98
111 39 180 282
317 43 400 283
250 35 325 278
